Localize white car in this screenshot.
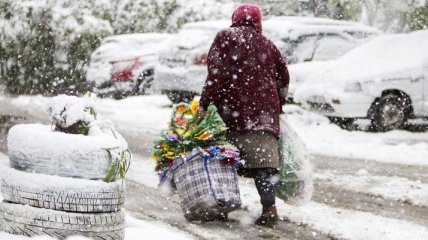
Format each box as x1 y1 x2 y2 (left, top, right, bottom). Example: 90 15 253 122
294 30 428 131
287 60 333 100
86 33 172 99
154 17 380 103
266 16 380 64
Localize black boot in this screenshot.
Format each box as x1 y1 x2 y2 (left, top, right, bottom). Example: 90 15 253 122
255 205 278 227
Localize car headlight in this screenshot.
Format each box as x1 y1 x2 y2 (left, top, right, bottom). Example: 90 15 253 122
344 82 362 92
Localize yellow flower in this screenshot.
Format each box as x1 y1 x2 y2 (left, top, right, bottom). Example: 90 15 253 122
162 144 169 151
163 151 175 159
150 155 157 160
195 131 213 141
190 101 200 114
183 132 191 139
175 128 185 136
176 105 187 114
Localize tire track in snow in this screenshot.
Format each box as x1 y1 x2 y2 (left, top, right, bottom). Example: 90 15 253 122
313 180 428 227
313 154 428 183
279 201 428 240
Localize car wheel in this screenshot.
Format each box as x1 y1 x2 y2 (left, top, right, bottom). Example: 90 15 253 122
328 117 355 130
370 94 410 131
134 69 154 95
113 91 127 100
166 90 196 104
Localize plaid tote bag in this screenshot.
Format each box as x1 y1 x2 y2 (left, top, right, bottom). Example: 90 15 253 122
160 148 241 221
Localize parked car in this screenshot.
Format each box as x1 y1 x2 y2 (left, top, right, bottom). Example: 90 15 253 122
287 60 333 101
154 17 380 103
294 30 428 131
265 16 380 64
86 33 172 99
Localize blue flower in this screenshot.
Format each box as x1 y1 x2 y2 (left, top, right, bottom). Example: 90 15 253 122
167 134 181 143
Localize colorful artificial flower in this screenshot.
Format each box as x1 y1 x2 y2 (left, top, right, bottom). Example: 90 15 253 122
174 117 187 127
176 105 187 114
190 101 200 115
152 101 240 174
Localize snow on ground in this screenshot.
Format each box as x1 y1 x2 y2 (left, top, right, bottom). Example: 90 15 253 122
128 155 428 240
280 202 428 240
284 104 428 166
316 171 428 207
1 95 428 239
2 94 428 166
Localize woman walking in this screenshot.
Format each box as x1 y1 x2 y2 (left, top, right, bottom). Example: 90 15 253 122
200 4 289 227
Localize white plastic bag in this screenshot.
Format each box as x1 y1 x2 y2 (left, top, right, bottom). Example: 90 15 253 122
276 116 313 206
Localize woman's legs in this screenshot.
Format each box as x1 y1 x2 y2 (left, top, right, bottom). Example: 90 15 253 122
254 168 277 207
253 168 279 227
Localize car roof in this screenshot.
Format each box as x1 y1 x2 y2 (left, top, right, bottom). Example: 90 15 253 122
264 16 381 39
338 29 428 68
305 29 428 86
267 16 362 26
181 20 231 31
101 33 172 44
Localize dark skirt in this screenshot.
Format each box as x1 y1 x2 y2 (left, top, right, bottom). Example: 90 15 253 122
227 131 280 171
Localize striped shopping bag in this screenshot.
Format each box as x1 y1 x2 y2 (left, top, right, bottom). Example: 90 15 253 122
160 148 241 221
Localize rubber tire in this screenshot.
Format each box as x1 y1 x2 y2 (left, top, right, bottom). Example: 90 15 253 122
328 117 355 130
370 94 409 131
7 124 124 180
166 90 196 104
134 69 154 95
0 201 124 240
113 91 128 100
1 166 125 213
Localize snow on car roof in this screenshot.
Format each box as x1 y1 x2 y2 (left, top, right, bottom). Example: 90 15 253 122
182 20 230 31
264 16 381 40
91 33 172 62
101 33 172 44
268 16 362 26
294 30 428 102
170 20 230 49
327 29 428 82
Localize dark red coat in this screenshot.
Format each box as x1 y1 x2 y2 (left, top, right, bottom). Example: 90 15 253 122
200 5 289 138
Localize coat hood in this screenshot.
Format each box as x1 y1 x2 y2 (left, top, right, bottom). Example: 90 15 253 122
231 4 262 32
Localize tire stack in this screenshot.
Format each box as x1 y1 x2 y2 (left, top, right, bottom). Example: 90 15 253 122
0 124 126 239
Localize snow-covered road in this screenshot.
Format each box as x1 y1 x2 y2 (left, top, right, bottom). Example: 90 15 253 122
0 94 427 239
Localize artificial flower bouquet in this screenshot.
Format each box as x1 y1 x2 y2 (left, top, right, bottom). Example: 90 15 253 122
152 101 241 176
152 101 242 221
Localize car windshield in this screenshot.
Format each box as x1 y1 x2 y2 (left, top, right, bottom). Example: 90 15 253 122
174 27 220 49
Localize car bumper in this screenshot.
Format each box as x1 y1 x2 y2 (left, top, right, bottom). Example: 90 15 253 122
86 62 111 87
153 64 206 94
301 93 374 118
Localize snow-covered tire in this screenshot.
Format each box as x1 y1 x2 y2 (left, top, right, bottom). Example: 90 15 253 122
0 165 125 213
0 201 124 240
7 124 124 180
370 93 411 131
